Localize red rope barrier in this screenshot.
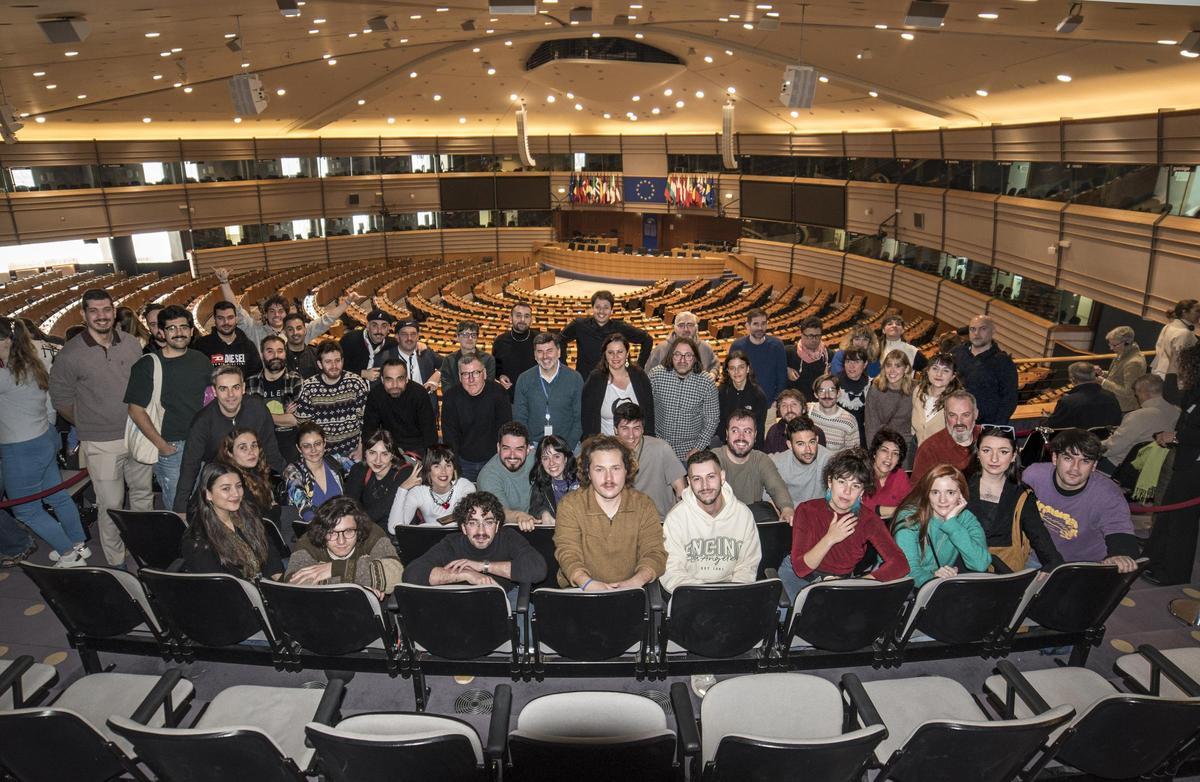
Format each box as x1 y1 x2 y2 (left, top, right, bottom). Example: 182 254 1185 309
0 469 89 509
1128 495 1200 514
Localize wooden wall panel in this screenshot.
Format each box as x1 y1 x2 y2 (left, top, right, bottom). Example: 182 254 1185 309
1147 216 1200 323
792 133 844 157
385 230 443 258
492 137 519 156
841 254 894 310
180 139 257 161
844 132 894 159
537 245 723 280
253 138 321 159
438 137 495 154
319 138 382 157
896 185 944 249
443 228 498 256
321 178 382 217
617 136 666 155
935 283 989 332
993 197 1062 285
890 265 940 316
994 122 1060 162
327 233 387 264
379 175 440 211
943 191 997 261
258 179 325 222
741 238 791 275
105 185 190 235
845 181 897 235
1060 205 1156 315
185 182 262 229
264 238 328 270
941 127 993 160
570 135 623 153
0 201 17 244
193 244 267 276
737 134 791 156
988 299 1054 358
894 130 941 160
0 141 98 167
790 245 843 282
379 137 438 155
497 227 553 253
664 134 719 154
1063 114 1158 164
1160 110 1200 165
9 190 110 242
95 140 182 164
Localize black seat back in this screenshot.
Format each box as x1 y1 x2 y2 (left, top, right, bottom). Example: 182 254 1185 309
1023 562 1136 633
394 584 511 659
1057 696 1200 778
756 521 792 580
108 509 186 569
1018 429 1049 468
20 562 153 639
0 710 128 782
519 527 558 590
305 724 480 782
531 588 646 661
140 569 270 647
508 735 676 782
393 526 456 567
908 571 1036 645
667 580 782 658
712 727 883 782
790 579 913 652
110 722 305 782
258 580 392 657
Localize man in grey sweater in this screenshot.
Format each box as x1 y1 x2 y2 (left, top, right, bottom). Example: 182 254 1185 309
714 410 795 523
513 333 583 450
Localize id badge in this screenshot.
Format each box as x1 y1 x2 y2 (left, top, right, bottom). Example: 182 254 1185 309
544 424 554 437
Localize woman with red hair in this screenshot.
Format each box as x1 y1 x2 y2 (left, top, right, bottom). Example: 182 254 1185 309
892 464 991 586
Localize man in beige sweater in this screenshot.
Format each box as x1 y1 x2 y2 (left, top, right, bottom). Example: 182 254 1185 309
553 435 666 590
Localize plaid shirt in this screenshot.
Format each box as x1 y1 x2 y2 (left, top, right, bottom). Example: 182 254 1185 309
648 365 719 461
245 370 303 416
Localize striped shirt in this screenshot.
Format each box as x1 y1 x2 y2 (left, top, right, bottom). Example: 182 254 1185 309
649 365 719 460
294 371 369 458
807 402 861 453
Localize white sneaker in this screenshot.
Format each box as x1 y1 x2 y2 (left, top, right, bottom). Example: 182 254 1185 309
49 543 91 562
54 549 88 568
691 674 717 698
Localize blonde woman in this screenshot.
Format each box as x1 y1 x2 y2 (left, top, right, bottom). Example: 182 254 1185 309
1099 325 1146 413
865 349 914 444
911 352 963 445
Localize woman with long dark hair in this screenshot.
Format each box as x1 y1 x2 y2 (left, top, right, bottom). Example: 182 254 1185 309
215 427 276 519
345 429 412 526
581 332 655 437
0 316 89 567
892 464 991 586
912 352 964 445
282 422 345 524
861 429 911 521
387 444 475 530
529 435 580 525
718 349 768 449
183 461 283 579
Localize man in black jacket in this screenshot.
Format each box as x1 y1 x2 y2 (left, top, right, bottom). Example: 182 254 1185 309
172 364 284 512
193 300 263 376
952 315 1018 425
492 302 539 400
561 290 653 374
1046 362 1124 431
442 355 513 481
340 309 397 381
387 319 441 418
363 359 436 456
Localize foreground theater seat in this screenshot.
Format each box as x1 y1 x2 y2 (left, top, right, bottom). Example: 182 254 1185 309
893 570 1037 656
305 684 511 782
393 525 456 567
139 569 278 657
0 656 58 710
258 580 399 672
692 673 884 782
782 578 913 661
842 672 1074 782
108 680 345 782
985 656 1200 779
108 509 187 570
528 586 653 681
658 580 783 676
1114 644 1200 698
0 668 194 782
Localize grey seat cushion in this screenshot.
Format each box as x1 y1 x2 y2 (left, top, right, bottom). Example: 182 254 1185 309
984 666 1116 743
0 658 57 710
701 673 844 765
861 675 988 761
196 685 326 769
316 712 484 764
516 691 667 740
1115 647 1200 699
55 672 195 754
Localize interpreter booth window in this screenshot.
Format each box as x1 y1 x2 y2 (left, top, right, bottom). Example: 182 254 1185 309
737 155 797 177
668 154 726 173
1141 165 1200 217
846 157 903 184
131 231 186 263
256 157 319 179
6 164 98 191
441 210 494 229
416 211 438 228
796 156 848 180
1061 163 1149 207
378 156 414 175
184 160 254 183
411 155 435 174
190 227 231 250
897 159 947 187
7 167 37 191
945 160 1005 195
438 155 500 173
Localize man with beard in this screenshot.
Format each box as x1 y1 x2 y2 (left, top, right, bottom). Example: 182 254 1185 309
731 308 788 405
713 410 794 523
172 365 284 512
477 422 538 529
554 435 666 590
283 313 321 379
513 333 583 450
141 302 167 354
246 335 304 459
363 359 436 457
492 302 538 400
646 311 719 379
293 341 370 461
952 315 1018 426
648 337 720 461
340 309 398 381
50 288 154 566
403 490 547 595
123 305 213 510
614 402 685 519
911 390 979 483
763 389 826 454
771 415 832 505
193 300 262 376
214 266 359 360
560 290 653 374
440 320 496 392
442 355 512 481
388 319 441 417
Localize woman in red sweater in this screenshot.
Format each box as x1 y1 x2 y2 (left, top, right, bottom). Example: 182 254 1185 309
778 448 910 600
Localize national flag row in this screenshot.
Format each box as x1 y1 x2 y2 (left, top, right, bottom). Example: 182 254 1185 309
567 172 623 205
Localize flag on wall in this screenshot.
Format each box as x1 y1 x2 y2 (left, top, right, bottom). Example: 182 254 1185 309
568 172 622 205
666 174 717 209
622 176 668 204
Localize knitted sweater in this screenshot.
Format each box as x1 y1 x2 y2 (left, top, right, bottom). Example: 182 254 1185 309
285 523 404 594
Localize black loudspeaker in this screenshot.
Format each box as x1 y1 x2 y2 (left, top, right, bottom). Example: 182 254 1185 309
347 194 360 206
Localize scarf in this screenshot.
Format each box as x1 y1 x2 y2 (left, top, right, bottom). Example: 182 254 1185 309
1131 442 1169 502
797 343 828 365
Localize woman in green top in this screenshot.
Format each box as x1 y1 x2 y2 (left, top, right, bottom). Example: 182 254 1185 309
892 463 991 586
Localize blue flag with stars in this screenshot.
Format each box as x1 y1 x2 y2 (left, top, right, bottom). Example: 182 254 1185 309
622 176 668 204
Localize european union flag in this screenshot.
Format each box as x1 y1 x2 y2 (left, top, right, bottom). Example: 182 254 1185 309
622 176 668 204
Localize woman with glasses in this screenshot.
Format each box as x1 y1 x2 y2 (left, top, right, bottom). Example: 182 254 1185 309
787 316 829 399
807 374 860 452
1098 325 1147 413
582 332 655 437
965 424 1062 573
912 352 964 446
285 496 403 598
215 428 277 521
283 422 347 524
718 350 768 450
345 429 413 526
183 462 283 579
892 464 991 586
528 435 579 526
387 444 476 531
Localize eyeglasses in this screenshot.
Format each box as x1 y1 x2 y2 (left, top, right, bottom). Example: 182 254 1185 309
464 518 499 530
671 351 695 359
979 424 1015 435
299 441 324 450
326 528 358 541
801 332 822 339
816 388 838 396
460 369 485 379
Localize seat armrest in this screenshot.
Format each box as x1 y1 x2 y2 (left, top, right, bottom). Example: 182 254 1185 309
383 592 400 613
485 684 512 761
131 668 185 726
166 557 186 573
515 581 531 617
0 655 35 708
312 678 346 727
995 659 1052 716
840 673 884 730
1137 644 1200 697
645 580 665 613
669 682 701 758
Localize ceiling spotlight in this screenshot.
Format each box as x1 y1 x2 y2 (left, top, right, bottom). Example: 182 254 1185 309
142 117 152 123
704 55 713 63
312 17 325 23
276 0 301 18
46 84 57 89
224 32 236 38
635 32 644 38
144 31 160 38
664 88 673 96
327 58 337 64
458 116 466 123
818 75 829 83
33 71 45 77
1158 39 1178 45
978 12 999 19
225 36 242 52
547 95 556 102
874 23 888 29
472 47 481 53
233 117 242 123
566 92 575 98
64 50 78 56
276 88 287 96
632 94 640 101
433 94 442 101
160 51 171 57
790 110 799 117
975 88 989 96
77 93 86 98
651 106 660 114
509 93 518 100
356 98 366 105
387 116 396 123
505 39 513 45
308 29 319 34
171 47 181 52
742 22 754 29
603 112 611 118
348 32 357 37
486 65 496 75
868 90 879 97
900 32 915 40
695 90 705 98
183 86 193 93
35 116 46 123
1182 49 1200 58
409 71 418 77
152 74 163 80
1056 3 1083 34
1056 73 1072 82
726 86 736 93
574 102 583 110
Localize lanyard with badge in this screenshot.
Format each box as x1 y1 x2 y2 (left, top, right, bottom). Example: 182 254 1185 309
539 373 554 437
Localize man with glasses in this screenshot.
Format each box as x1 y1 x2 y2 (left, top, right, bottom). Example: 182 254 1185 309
911 390 980 483
440 320 496 392
787 316 830 399
443 355 512 481
403 491 547 596
285 496 404 597
648 337 720 461
646 311 719 379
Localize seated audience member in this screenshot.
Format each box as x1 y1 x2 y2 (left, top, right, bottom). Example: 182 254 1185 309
478 421 538 529
714 411 794 523
830 327 881 378
283 422 347 524
554 435 667 590
836 349 871 445
513 333 583 450
345 429 412 526
442 354 513 481
1022 429 1138 573
966 425 1063 572
214 428 277 522
865 350 914 445
807 374 860 452
528 435 580 526
911 352 962 446
779 448 909 600
363 359 437 457
771 415 832 506
1045 362 1124 431
403 491 547 595
911 390 979 483
388 444 475 531
786 316 830 400
661 450 762 594
581 332 655 438
182 462 283 580
648 336 720 460
764 389 823 454
892 465 991 587
717 350 768 450
285 496 404 597
861 429 911 520
614 401 685 518
439 320 496 391
1098 325 1147 413
1100 373 1180 473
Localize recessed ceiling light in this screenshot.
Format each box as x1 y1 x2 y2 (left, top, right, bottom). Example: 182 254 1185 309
695 89 705 97
603 112 611 118
490 17 498 21
976 88 989 96
76 93 86 99
719 17 728 22
900 32 915 40
410 14 421 19
591 31 600 37
486 66 496 75
152 74 163 80
183 86 193 93
868 90 879 97
433 94 442 101
472 47 481 52
362 28 372 33
725 49 733 55
978 12 998 19
233 117 242 123
632 95 640 101
635 32 644 38
308 28 319 34
387 116 396 123
567 91 575 98
313 17 325 23
436 7 449 11
1056 73 1072 81
730 13 741 19
742 22 754 29
676 100 684 108
46 84 57 89
357 98 366 105
173 81 182 87
509 93 518 100
790 110 799 117
651 106 660 114
241 62 250 68
726 86 736 93
400 38 408 42
409 71 418 77
547 95 556 102
1182 49 1200 57
33 71 45 77
505 39 513 45
142 117 152 123
629 115 638 121
458 116 466 123
145 32 160 38
574 103 583 110
328 58 337 64
323 53 332 58
630 2 642 7
664 88 673 96
818 75 829 83
485 28 494 33
1158 39 1178 45
756 3 772 8
766 11 779 16
225 33 237 38
348 32 357 37
277 88 287 96
704 55 713 62
64 51 78 57
874 23 888 29
160 51 171 57
34 116 46 123
171 47 181 53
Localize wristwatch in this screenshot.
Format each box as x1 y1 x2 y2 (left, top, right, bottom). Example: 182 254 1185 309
482 560 491 574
